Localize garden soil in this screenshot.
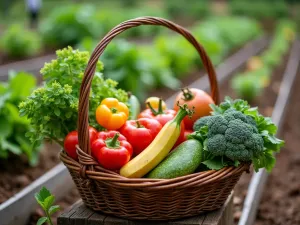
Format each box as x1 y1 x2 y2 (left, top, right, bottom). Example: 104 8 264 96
0 142 60 204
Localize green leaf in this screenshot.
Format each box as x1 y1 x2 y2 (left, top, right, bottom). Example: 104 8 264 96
1 139 22 155
54 108 60 116
35 187 52 209
44 195 55 211
202 157 225 170
36 217 48 225
49 205 61 215
0 115 13 138
0 92 10 110
9 71 37 100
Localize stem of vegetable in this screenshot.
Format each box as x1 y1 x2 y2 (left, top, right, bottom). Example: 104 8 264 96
105 133 120 149
173 103 194 125
136 120 144 128
111 108 118 113
146 98 164 116
181 88 194 101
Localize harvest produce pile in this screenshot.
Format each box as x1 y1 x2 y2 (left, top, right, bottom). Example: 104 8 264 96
20 48 284 179
231 20 295 102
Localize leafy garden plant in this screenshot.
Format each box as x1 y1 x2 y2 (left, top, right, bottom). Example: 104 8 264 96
0 71 40 165
19 47 128 149
0 24 42 58
35 187 60 225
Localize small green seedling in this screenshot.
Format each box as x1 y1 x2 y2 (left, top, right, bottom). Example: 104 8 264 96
34 187 60 225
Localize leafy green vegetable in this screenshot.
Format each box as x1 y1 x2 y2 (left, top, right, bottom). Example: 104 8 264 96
35 187 60 225
190 97 284 172
19 47 128 148
0 24 42 58
0 71 40 165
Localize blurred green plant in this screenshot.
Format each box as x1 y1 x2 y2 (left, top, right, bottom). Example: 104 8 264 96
229 0 289 19
0 24 42 58
0 71 41 165
163 0 210 19
39 4 103 48
78 17 262 101
231 20 296 102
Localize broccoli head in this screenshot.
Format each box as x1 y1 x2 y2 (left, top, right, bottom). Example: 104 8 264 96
194 108 263 162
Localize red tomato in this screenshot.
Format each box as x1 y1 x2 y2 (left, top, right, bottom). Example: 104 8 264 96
119 118 162 156
91 132 132 170
174 88 214 130
63 126 98 160
138 108 185 148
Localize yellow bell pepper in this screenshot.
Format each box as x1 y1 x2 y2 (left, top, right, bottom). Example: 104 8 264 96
96 98 129 130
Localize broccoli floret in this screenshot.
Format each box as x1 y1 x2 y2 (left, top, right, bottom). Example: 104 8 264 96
193 116 213 131
203 109 264 162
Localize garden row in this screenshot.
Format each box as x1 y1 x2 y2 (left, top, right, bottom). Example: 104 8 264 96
1 0 291 63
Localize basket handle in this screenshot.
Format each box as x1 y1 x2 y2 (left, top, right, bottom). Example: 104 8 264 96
78 16 220 155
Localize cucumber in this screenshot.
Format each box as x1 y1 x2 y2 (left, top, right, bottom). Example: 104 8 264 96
128 93 141 120
146 139 203 179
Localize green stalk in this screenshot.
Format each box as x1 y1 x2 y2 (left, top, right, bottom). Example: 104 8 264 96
172 103 194 125
105 133 120 149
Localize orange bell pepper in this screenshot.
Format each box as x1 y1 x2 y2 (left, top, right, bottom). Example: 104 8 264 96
96 98 129 130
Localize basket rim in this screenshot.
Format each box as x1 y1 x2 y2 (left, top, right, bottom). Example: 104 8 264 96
60 150 250 190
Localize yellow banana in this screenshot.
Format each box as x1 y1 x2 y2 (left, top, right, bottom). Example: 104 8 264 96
120 104 192 178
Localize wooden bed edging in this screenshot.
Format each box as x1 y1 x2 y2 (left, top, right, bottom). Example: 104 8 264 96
0 164 74 225
238 39 300 225
0 54 56 81
0 36 268 225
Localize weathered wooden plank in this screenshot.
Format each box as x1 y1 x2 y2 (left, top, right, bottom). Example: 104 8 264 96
87 212 107 225
238 39 300 225
128 219 167 225
70 204 95 225
202 193 233 225
168 215 206 225
58 201 83 225
104 215 129 225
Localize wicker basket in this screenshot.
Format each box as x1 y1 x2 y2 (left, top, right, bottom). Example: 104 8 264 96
60 16 250 220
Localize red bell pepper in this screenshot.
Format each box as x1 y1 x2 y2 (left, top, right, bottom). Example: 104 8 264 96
97 130 127 142
91 132 133 170
119 118 162 156
138 99 185 146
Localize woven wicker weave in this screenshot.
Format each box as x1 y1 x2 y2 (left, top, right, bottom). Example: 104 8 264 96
60 16 250 220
